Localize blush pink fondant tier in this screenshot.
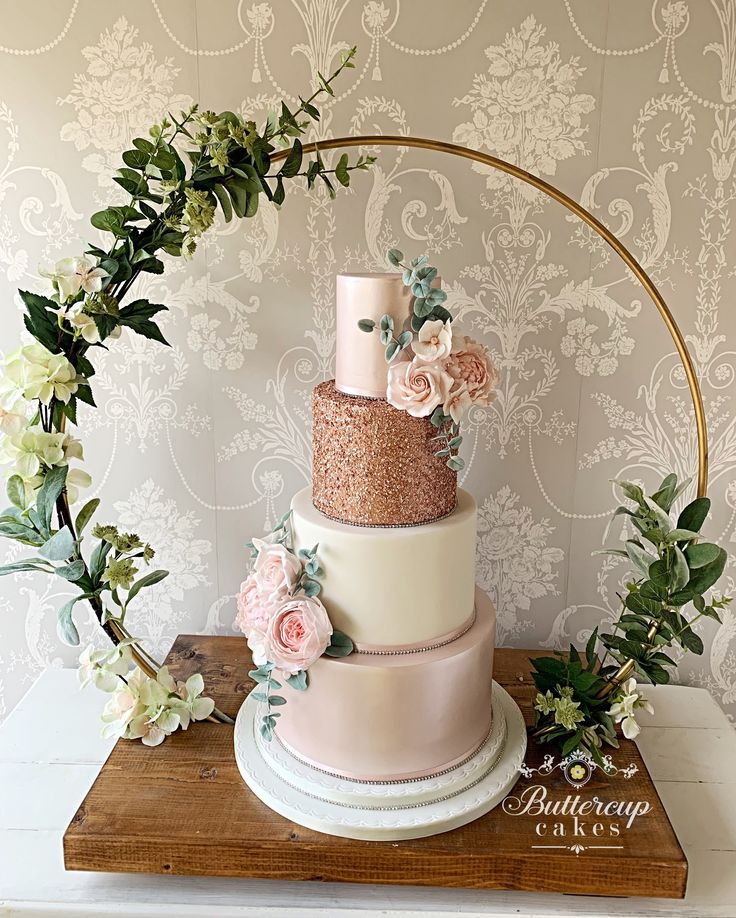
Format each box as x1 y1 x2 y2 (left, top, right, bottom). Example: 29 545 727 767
311 381 456 527
335 272 440 398
276 588 495 781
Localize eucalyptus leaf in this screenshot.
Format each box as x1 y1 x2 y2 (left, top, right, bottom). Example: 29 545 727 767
325 630 354 657
687 548 727 594
671 546 690 592
357 319 375 332
286 671 308 692
685 542 721 569
385 341 400 362
677 497 710 533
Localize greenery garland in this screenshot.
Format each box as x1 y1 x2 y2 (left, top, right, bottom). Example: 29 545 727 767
531 474 730 762
0 48 371 740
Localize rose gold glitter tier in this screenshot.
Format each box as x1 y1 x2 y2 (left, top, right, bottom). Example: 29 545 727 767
276 588 496 781
311 380 456 527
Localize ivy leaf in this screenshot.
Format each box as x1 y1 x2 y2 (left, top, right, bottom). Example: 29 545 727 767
325 630 354 657
677 497 710 533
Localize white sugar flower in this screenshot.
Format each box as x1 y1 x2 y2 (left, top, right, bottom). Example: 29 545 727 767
412 319 453 363
40 256 108 304
608 677 654 740
1 343 84 405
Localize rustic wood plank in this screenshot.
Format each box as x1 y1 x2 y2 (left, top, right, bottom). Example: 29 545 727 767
64 636 687 898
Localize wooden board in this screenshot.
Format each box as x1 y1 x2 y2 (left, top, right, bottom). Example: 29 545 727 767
64 637 687 898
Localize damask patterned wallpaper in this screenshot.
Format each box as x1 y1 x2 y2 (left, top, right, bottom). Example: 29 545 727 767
1 0 735 722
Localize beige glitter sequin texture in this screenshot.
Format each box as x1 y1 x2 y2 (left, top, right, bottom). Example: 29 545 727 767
311 381 457 526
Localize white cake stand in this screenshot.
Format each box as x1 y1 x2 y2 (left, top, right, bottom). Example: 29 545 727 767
233 681 527 841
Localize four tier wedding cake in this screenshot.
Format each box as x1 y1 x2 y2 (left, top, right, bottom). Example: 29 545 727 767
234 261 526 840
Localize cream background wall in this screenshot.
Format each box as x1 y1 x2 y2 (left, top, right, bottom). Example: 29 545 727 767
1 0 735 721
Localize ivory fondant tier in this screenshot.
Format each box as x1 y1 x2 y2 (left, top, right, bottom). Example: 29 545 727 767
276 588 496 781
291 486 476 647
335 272 439 398
311 381 456 527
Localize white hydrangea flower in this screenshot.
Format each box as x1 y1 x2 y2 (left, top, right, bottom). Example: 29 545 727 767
79 643 133 692
0 427 91 502
39 256 108 304
1 343 84 406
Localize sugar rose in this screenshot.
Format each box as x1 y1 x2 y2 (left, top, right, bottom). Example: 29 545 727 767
267 596 333 675
251 538 301 602
387 356 452 418
446 336 500 406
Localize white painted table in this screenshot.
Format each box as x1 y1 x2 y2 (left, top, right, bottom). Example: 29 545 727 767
1 669 735 917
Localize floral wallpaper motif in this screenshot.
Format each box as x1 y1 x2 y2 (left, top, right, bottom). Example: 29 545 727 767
1 0 736 723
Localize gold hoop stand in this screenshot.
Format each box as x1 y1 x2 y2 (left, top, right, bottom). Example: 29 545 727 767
272 134 708 498
111 135 708 699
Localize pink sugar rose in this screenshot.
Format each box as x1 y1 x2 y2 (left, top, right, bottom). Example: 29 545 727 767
445 336 500 407
251 538 302 602
267 596 333 675
386 356 453 418
234 574 278 666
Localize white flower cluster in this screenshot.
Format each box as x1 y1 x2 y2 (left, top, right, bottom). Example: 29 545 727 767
607 678 654 740
79 643 215 747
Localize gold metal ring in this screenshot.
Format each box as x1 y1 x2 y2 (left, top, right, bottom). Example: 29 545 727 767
272 134 708 498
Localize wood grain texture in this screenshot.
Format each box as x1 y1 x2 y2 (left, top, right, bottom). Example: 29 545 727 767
64 637 687 898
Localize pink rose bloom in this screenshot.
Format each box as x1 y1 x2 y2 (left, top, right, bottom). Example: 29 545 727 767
445 336 500 406
387 356 453 418
267 596 333 675
235 574 279 666
251 538 301 602
443 381 473 424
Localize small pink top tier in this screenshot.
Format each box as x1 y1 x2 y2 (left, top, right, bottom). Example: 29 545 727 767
335 272 412 398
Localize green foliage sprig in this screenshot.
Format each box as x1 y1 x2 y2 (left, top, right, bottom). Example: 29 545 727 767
531 473 730 762
0 49 370 698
